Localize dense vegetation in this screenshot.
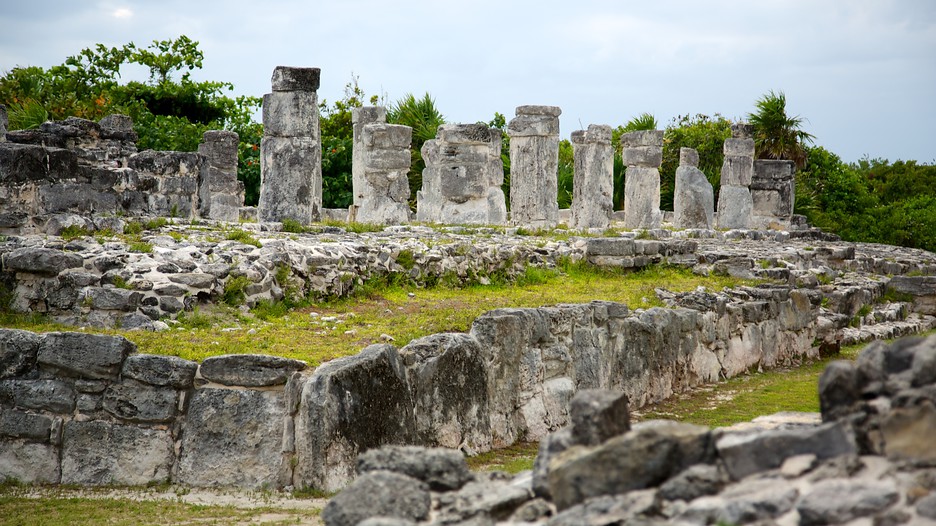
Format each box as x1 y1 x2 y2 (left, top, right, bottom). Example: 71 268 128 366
2 38 932 251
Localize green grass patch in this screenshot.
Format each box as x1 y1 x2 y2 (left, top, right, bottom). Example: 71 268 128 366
224 229 262 248
222 275 251 306
59 225 91 241
465 441 540 474
127 241 152 254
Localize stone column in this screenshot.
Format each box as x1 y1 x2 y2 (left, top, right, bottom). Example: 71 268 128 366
351 107 412 224
715 124 754 229
621 130 664 230
569 124 613 230
257 66 322 224
752 159 795 229
673 147 714 229
508 105 561 229
197 130 244 222
417 124 507 225
0 104 7 141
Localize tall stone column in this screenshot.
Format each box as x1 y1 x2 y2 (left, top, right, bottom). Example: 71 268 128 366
257 66 322 224
621 130 664 230
673 147 714 229
350 106 412 224
0 104 7 140
508 105 561 229
752 159 795 229
715 124 755 229
197 130 244 222
569 124 613 230
417 124 507 225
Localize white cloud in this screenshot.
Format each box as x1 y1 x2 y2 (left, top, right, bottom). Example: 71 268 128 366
112 7 133 19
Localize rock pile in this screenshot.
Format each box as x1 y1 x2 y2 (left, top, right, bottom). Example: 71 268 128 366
324 334 936 525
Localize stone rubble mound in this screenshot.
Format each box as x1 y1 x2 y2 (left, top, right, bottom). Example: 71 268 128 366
324 334 936 526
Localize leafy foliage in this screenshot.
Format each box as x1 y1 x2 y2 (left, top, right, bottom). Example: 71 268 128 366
748 90 814 168
660 114 733 208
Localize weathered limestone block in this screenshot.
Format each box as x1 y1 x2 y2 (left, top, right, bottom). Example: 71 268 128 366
0 104 7 140
37 332 134 380
0 379 75 413
102 379 178 423
294 344 416 492
198 130 244 222
0 329 41 378
716 185 754 229
417 123 506 225
621 130 663 230
354 118 412 224
399 333 491 452
508 105 561 229
752 159 795 223
673 147 714 229
0 440 60 483
321 470 431 526
2 247 83 275
0 409 54 440
121 354 198 389
569 125 613 230
61 420 173 485
176 387 287 488
887 276 936 315
352 106 388 214
258 66 322 224
569 389 631 446
357 445 473 491
199 354 307 387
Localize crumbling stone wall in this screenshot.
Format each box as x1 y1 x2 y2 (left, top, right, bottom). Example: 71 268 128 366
0 113 242 233
752 159 795 228
350 106 412 224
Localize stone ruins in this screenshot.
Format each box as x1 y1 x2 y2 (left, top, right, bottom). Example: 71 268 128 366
197 130 245 222
417 123 507 225
508 105 562 229
569 125 613 230
350 106 412 224
673 147 715 229
257 66 323 224
621 130 664 230
716 124 756 229
753 158 796 229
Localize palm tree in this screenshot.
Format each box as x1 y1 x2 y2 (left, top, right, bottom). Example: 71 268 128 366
747 90 815 168
387 93 445 209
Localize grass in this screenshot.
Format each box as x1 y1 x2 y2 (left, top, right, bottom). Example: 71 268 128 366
224 229 262 248
465 441 540 473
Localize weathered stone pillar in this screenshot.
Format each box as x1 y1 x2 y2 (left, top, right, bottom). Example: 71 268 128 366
673 147 714 229
417 124 507 225
569 124 613 230
350 107 412 224
752 159 795 229
508 105 561 229
715 124 754 229
197 130 244 222
0 104 7 141
257 66 322 224
621 130 664 230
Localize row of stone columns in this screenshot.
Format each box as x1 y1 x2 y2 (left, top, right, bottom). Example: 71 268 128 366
254 66 791 230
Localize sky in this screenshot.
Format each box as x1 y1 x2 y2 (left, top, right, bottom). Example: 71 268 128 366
1 0 935 163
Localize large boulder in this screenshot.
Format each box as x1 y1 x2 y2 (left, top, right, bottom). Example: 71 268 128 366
321 470 430 526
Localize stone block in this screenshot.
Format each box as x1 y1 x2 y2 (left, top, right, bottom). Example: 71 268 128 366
570 125 614 230
2 247 83 275
516 105 562 117
679 147 700 167
620 130 663 148
198 130 239 169
438 164 489 201
437 123 501 144
569 389 631 446
362 124 412 149
262 91 320 137
570 124 612 144
258 135 322 224
673 165 714 229
352 106 387 126
721 155 753 186
176 387 287 488
87 287 142 311
294 344 416 491
270 66 320 92
715 185 753 230
400 333 491 451
753 159 794 181
121 354 198 389
0 409 53 440
585 238 636 257
752 188 793 219
357 445 472 491
880 400 936 462
796 479 898 526
321 471 430 526
38 332 134 380
548 420 713 510
2 379 76 413
715 421 856 480
102 379 178 423
128 150 203 176
0 143 79 184
0 329 41 379
621 146 663 168
622 166 662 230
167 272 215 289
0 440 60 483
723 137 754 157
507 114 560 137
509 132 559 228
61 420 173 485
199 354 307 387
886 276 936 315
363 148 411 171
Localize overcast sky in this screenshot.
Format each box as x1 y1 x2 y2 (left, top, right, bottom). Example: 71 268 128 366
2 1 934 163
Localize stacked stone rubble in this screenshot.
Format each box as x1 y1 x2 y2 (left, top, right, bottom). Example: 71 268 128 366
569 124 613 230
508 105 561 229
673 147 714 229
417 123 507 225
621 130 664 230
350 106 412 224
752 159 796 228
258 66 322 224
716 123 755 229
197 130 244 222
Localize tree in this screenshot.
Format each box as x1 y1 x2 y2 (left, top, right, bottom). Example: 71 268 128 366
388 93 445 209
747 90 814 168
